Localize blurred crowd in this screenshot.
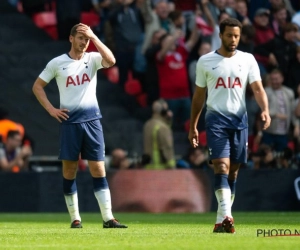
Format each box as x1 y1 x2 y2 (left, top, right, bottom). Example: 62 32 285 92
4 0 300 171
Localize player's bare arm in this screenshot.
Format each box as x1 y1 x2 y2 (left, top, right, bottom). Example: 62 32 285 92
32 78 69 123
76 23 115 68
188 86 207 148
250 81 271 130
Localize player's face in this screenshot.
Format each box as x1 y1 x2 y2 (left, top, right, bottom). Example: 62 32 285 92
270 72 284 89
71 33 90 53
219 26 241 52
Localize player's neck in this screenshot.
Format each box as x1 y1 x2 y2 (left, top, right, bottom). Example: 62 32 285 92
68 50 85 60
217 48 236 58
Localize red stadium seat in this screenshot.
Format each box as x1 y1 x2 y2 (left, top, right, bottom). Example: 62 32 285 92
32 11 58 40
136 93 147 107
80 11 100 28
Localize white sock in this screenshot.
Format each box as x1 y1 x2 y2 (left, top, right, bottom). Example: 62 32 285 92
215 188 232 224
94 189 114 222
64 193 81 222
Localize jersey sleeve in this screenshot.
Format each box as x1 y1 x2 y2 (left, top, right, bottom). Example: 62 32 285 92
248 54 261 84
195 58 207 87
39 59 57 84
90 52 103 70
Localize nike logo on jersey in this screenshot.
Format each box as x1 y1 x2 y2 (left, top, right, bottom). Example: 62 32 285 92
212 66 219 70
63 67 67 70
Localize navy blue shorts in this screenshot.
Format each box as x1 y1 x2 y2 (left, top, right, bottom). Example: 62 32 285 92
58 119 105 161
206 126 248 163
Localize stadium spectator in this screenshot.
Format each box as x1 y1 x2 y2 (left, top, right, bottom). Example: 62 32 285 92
143 99 176 169
91 0 113 40
253 8 274 46
210 11 231 51
56 0 81 40
207 0 236 23
287 46 300 95
109 148 135 169
0 107 25 144
261 68 298 153
171 0 199 36
253 8 275 75
0 130 32 172
188 41 212 92
254 22 298 80
156 24 199 129
108 0 145 88
177 146 210 170
141 0 175 53
250 144 278 169
270 3 290 37
237 24 256 53
144 29 167 105
234 0 252 25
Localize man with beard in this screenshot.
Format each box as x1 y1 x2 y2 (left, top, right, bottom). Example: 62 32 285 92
188 18 271 233
32 23 127 229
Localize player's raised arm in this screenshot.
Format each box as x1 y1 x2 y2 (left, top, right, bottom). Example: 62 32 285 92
76 23 116 68
32 77 69 123
250 81 271 130
188 86 207 148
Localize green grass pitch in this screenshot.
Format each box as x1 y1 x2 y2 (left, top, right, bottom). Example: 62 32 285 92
0 212 299 249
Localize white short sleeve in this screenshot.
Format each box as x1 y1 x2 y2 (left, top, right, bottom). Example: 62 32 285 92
90 52 103 70
248 54 261 84
39 59 57 83
195 58 207 87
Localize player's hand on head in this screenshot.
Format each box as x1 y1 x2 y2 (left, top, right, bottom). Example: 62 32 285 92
76 23 95 39
188 129 199 148
48 108 69 123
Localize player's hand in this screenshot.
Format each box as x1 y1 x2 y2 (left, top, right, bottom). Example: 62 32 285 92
188 129 199 148
48 107 69 123
261 111 271 130
76 23 95 39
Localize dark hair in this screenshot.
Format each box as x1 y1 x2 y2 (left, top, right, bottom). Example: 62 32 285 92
168 10 182 22
241 24 256 40
159 33 170 44
270 68 284 77
284 22 298 33
7 130 20 139
219 18 242 34
70 24 81 37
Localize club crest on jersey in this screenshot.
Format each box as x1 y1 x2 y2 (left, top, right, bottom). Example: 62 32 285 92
215 77 242 89
66 73 91 87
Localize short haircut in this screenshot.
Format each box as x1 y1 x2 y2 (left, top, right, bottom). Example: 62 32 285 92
168 10 182 22
219 18 242 34
241 24 256 40
7 130 20 139
270 68 283 76
284 22 298 33
70 24 80 37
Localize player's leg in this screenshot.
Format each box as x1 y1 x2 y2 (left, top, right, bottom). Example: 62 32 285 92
82 120 127 228
59 123 83 228
228 163 239 206
229 128 248 206
63 160 82 228
206 126 233 232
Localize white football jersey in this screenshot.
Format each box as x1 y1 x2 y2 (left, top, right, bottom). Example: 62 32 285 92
39 52 103 123
195 50 261 129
